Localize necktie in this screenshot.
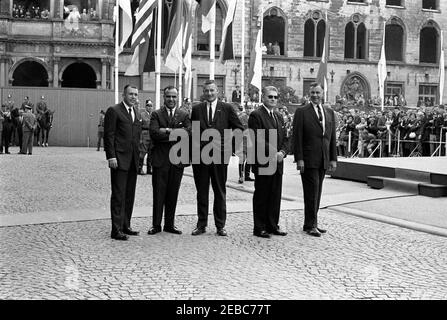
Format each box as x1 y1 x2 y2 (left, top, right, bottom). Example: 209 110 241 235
169 108 173 120
270 111 277 128
128 107 133 122
208 104 213 124
317 105 323 123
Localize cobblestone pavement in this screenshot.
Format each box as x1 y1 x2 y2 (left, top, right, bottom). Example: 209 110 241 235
1 147 446 300
1 210 446 300
0 147 252 215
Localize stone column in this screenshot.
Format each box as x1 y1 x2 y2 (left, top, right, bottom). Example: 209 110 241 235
101 58 107 89
110 58 114 91
53 57 60 87
49 0 55 18
0 57 5 87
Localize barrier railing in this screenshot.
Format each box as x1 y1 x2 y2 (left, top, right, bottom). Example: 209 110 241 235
340 127 447 158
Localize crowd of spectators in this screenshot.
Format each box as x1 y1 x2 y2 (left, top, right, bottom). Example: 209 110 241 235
12 4 49 19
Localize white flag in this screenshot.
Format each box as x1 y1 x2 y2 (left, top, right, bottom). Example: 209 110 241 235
439 31 445 105
378 22 387 110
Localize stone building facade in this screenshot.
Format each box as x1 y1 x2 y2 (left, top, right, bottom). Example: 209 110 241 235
1 0 446 107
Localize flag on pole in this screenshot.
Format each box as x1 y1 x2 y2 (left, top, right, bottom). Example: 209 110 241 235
117 0 133 54
125 0 158 76
196 0 216 34
439 30 445 105
183 0 194 98
219 0 237 63
249 27 262 92
164 0 184 71
316 12 329 102
378 21 388 110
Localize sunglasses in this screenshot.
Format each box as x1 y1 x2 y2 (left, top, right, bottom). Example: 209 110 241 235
267 95 278 99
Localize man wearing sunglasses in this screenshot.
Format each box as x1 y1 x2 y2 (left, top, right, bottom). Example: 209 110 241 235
248 86 289 238
292 82 337 237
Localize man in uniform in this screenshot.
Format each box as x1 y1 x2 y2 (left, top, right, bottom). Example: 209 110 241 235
138 99 153 175
97 110 105 151
21 104 37 155
36 95 48 117
0 100 13 154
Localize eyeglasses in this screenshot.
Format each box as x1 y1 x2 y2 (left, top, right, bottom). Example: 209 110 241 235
267 95 278 99
165 95 177 98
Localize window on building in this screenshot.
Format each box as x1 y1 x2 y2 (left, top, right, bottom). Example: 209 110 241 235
419 84 438 106
13 0 51 18
304 14 326 58
420 26 438 63
263 8 286 56
344 21 367 59
386 0 403 6
385 23 404 62
422 0 438 10
63 1 98 20
385 82 404 102
196 1 223 52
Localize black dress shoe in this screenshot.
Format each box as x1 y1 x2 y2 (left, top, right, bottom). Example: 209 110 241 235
164 226 182 235
238 177 244 184
303 227 327 234
111 232 129 241
217 228 227 236
271 229 287 236
147 227 162 235
192 227 206 236
305 228 321 237
244 176 255 181
253 230 271 238
123 228 140 236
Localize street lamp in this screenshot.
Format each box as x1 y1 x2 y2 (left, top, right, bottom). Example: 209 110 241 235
232 64 240 85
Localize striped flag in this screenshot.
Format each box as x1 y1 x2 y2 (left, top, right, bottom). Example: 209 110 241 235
439 30 445 105
117 0 133 54
196 0 216 33
378 21 388 110
249 27 262 92
125 0 158 76
316 12 329 102
164 0 184 71
219 0 237 63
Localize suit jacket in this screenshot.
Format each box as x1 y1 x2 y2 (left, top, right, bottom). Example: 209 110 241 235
104 102 142 171
292 103 337 170
149 106 191 168
248 106 288 175
191 100 243 164
22 112 37 132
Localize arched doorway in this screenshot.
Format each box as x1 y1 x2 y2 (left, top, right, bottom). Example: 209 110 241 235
263 7 286 55
12 61 49 87
340 73 370 104
61 62 97 88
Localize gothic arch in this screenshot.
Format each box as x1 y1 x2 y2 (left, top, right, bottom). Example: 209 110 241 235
10 57 51 86
340 72 371 102
263 6 288 56
419 20 440 63
385 16 407 62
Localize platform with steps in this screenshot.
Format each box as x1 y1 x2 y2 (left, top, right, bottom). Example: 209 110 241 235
331 157 447 197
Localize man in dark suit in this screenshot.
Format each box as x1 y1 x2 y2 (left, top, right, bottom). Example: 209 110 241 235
147 86 191 235
191 80 244 236
292 82 337 237
104 85 142 241
248 86 288 238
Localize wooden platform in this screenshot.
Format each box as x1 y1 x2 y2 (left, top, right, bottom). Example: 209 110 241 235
331 157 447 197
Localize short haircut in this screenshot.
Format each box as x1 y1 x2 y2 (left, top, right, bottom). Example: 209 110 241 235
309 82 324 90
123 84 138 93
163 85 178 94
262 85 278 96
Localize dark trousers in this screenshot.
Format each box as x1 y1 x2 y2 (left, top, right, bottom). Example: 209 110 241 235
97 131 104 150
253 171 283 233
21 130 34 154
110 159 137 236
152 164 184 228
1 126 12 153
301 168 326 229
192 163 228 229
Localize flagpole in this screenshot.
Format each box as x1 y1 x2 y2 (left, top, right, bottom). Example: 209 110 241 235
240 0 245 106
156 0 162 110
209 4 216 80
114 4 119 104
179 21 183 106
259 8 263 104
439 30 444 105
